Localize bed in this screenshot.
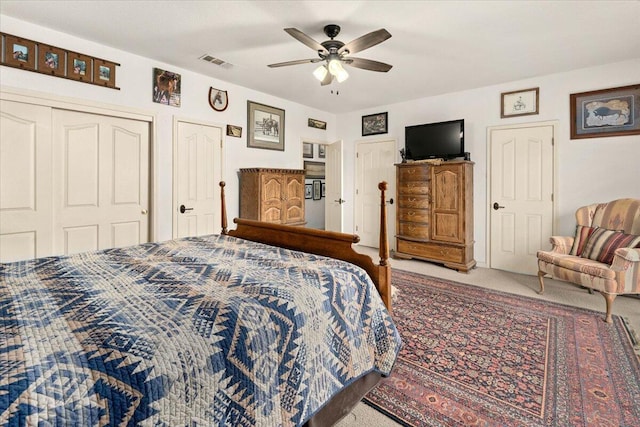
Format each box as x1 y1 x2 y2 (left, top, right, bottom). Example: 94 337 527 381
0 181 400 426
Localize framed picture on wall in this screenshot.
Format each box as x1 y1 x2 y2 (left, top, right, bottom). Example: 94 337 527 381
67 51 93 82
570 84 640 139
302 142 314 158
247 100 285 150
304 161 325 179
153 68 181 107
362 112 388 136
312 180 322 200
501 87 539 118
305 184 312 199
3 34 36 71
37 43 65 77
93 58 118 88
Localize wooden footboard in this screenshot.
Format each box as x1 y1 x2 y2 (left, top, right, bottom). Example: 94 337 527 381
219 181 392 312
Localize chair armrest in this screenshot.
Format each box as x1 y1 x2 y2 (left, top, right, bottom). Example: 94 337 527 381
611 247 640 265
548 236 573 254
611 248 640 292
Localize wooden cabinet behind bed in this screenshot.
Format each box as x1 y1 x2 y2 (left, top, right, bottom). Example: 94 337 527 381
238 168 306 226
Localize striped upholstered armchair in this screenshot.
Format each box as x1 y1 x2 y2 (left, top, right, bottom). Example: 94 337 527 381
537 198 640 323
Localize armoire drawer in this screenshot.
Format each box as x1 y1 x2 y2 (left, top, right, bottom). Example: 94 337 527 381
398 221 430 239
398 181 429 195
398 208 429 223
398 195 430 209
397 239 464 263
398 166 430 182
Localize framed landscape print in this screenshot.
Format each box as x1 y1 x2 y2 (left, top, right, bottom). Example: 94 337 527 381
247 101 285 150
570 84 640 139
302 142 314 158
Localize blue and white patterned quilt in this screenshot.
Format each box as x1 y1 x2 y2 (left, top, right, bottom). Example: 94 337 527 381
0 234 400 426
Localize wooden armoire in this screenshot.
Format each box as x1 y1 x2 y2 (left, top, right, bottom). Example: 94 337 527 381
238 168 306 226
394 160 475 272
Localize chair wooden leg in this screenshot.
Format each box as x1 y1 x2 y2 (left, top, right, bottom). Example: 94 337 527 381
601 292 616 323
537 271 546 295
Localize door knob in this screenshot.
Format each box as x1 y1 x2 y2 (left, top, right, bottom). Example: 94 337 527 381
387 198 394 205
141 209 148 215
179 204 194 214
334 198 346 204
493 202 505 210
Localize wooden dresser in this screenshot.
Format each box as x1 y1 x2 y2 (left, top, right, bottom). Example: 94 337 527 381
238 168 305 226
395 161 475 272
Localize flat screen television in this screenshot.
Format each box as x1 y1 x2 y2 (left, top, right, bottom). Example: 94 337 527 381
405 119 465 161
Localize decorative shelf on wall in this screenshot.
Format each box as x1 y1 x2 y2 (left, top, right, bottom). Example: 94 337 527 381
1 32 120 90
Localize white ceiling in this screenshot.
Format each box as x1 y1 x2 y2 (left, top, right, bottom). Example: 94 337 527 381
2 1 639 113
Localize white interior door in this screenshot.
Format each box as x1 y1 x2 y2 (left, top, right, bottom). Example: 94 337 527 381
355 140 396 247
0 100 53 262
174 121 223 238
489 124 554 275
325 139 343 232
53 110 149 255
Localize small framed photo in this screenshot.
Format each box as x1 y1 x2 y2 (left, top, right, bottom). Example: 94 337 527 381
209 87 229 112
226 124 242 138
308 118 327 130
570 84 640 139
3 35 36 71
318 144 326 159
247 100 285 151
66 52 93 82
37 43 65 76
305 184 313 199
312 180 322 200
501 87 539 118
321 182 326 198
93 58 118 88
153 68 181 107
302 142 314 158
362 112 388 136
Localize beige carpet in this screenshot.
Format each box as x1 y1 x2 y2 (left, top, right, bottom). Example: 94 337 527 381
336 247 640 427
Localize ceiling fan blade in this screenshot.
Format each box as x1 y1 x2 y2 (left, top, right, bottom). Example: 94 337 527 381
268 58 321 68
343 57 393 72
284 28 328 54
339 29 391 55
320 72 333 86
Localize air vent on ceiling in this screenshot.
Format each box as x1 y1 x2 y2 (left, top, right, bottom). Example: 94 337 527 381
199 54 233 68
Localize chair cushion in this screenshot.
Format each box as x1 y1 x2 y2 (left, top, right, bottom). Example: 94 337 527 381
569 225 595 256
580 227 640 265
538 250 616 280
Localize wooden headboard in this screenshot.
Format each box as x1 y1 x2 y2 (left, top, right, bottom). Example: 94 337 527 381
219 181 392 312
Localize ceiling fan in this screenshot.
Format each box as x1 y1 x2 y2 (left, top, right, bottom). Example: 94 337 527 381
268 24 392 85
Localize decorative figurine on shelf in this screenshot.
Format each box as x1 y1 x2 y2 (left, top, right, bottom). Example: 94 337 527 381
399 148 407 163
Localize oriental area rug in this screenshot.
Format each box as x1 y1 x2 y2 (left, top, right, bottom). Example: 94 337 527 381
364 270 640 426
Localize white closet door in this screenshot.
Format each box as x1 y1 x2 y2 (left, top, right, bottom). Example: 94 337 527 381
52 110 149 255
0 100 53 262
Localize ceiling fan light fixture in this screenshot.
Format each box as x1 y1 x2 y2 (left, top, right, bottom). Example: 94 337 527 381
335 67 349 83
327 58 343 75
313 65 328 81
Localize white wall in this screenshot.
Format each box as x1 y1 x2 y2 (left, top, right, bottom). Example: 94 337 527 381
337 59 640 266
0 15 336 242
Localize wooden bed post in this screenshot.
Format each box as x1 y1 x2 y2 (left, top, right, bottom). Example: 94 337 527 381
220 181 228 235
378 181 392 313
